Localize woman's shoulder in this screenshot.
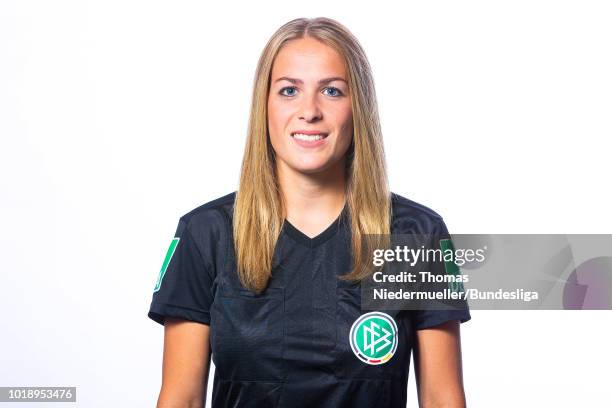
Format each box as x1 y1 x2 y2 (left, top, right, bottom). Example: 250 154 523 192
390 191 448 234
178 191 236 236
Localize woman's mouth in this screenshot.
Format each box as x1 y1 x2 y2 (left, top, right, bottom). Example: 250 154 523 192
290 131 329 148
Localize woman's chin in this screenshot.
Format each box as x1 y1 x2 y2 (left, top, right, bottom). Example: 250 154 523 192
291 161 341 176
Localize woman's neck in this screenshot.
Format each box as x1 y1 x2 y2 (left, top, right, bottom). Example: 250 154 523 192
276 158 347 237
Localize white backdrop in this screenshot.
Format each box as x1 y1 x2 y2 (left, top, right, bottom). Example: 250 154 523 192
1 1 611 407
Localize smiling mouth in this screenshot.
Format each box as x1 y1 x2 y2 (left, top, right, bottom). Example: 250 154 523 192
290 132 329 141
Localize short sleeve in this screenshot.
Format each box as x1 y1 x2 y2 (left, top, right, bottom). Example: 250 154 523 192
412 218 472 330
148 217 215 326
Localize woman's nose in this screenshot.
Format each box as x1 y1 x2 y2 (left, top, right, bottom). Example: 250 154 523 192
298 94 323 122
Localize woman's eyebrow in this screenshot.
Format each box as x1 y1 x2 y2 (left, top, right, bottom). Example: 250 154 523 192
274 76 347 85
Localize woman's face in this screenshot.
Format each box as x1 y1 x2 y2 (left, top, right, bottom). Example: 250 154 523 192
268 37 353 175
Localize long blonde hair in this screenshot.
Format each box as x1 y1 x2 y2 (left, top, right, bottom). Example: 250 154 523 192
233 17 391 293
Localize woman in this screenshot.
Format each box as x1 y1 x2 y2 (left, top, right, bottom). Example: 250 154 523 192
149 17 470 408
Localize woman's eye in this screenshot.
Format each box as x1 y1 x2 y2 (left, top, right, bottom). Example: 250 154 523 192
323 87 343 97
279 86 344 98
279 87 297 97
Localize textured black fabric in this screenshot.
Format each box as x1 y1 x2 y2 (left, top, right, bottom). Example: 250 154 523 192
148 191 471 407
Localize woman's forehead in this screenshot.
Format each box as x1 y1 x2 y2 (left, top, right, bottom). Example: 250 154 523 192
272 38 346 80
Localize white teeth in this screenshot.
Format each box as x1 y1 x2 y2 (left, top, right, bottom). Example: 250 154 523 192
292 133 326 141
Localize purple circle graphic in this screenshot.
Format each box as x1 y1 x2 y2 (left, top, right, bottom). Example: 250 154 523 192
563 256 612 309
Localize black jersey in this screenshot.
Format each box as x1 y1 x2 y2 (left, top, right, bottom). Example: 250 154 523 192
148 191 471 408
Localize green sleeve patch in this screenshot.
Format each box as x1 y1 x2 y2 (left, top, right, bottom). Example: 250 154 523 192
440 238 464 293
154 237 180 292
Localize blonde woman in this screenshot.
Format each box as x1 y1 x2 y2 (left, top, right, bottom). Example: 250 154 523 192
149 17 470 408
